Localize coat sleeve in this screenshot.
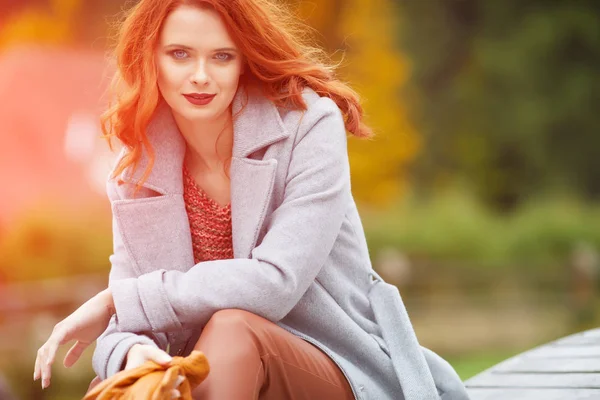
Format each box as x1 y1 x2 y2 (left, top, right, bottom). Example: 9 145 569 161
110 96 352 333
92 179 168 380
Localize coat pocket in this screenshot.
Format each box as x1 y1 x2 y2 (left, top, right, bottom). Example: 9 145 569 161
112 195 195 275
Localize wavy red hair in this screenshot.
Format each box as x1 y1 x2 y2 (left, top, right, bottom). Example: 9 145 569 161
101 0 372 190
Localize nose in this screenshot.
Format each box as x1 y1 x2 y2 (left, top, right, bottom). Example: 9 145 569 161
191 60 210 86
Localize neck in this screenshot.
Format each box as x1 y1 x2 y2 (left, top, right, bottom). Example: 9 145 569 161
175 107 234 174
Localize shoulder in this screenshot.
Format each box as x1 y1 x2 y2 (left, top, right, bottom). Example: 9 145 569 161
104 147 162 202
299 87 343 123
280 87 346 146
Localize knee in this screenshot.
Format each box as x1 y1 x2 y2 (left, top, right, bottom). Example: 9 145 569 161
204 309 257 334
194 309 260 358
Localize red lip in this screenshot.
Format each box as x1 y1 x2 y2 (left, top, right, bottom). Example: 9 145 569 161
185 93 216 99
183 93 216 106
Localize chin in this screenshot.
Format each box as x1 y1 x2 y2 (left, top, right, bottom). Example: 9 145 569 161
186 104 224 121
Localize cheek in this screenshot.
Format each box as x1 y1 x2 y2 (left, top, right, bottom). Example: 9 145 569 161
215 65 243 89
157 62 185 92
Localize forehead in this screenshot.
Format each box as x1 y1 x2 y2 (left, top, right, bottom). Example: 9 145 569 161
159 5 236 48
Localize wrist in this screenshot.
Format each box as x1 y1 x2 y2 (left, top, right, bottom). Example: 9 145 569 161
126 344 138 359
101 288 116 316
123 344 139 370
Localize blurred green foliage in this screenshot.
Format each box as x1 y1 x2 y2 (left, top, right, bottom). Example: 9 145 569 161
398 0 600 211
448 350 522 380
363 190 600 269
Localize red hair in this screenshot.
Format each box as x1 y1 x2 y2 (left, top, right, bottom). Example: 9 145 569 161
101 0 372 189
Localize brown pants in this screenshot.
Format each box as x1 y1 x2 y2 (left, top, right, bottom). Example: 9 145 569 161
87 309 354 399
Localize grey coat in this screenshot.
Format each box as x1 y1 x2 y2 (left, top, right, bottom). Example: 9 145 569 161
91 85 470 400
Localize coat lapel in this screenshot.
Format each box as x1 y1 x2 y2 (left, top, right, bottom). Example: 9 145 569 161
229 86 289 259
113 85 290 273
230 157 278 259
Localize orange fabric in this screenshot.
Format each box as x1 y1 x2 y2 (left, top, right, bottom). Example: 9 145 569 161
83 351 210 400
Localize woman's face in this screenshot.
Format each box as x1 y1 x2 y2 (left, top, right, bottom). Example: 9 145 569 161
155 5 244 122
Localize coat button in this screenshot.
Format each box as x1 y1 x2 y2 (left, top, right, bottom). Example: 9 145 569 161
359 385 365 391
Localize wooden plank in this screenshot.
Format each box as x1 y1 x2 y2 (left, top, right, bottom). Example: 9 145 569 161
582 329 600 338
464 328 600 397
466 388 600 400
549 331 600 346
553 336 600 346
524 345 600 358
466 372 600 388
493 357 600 373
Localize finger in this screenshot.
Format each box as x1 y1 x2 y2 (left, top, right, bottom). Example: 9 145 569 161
146 347 173 365
40 328 65 389
33 352 41 381
175 375 186 387
64 340 89 368
37 347 50 389
36 346 47 386
170 389 181 399
40 348 54 389
123 355 143 372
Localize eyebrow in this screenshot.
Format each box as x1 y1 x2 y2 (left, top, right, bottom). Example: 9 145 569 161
163 44 238 53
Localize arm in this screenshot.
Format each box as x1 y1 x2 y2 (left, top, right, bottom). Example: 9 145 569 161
111 97 351 333
92 316 160 380
92 182 168 380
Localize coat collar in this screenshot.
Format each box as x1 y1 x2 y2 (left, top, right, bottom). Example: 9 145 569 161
118 84 290 195
114 84 290 261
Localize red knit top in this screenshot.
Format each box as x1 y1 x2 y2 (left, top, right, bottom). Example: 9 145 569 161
182 165 234 263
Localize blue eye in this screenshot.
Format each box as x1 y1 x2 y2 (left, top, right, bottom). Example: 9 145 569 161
172 50 188 59
215 53 232 61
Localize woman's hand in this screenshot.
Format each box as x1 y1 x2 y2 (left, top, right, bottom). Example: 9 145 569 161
33 288 114 389
125 344 184 398
124 343 173 371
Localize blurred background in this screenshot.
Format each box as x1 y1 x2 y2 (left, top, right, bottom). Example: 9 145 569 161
0 0 598 398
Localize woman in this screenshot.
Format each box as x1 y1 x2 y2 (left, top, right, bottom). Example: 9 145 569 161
33 1 469 399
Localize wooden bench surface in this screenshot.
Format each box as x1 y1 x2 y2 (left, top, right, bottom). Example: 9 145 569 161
464 328 600 399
